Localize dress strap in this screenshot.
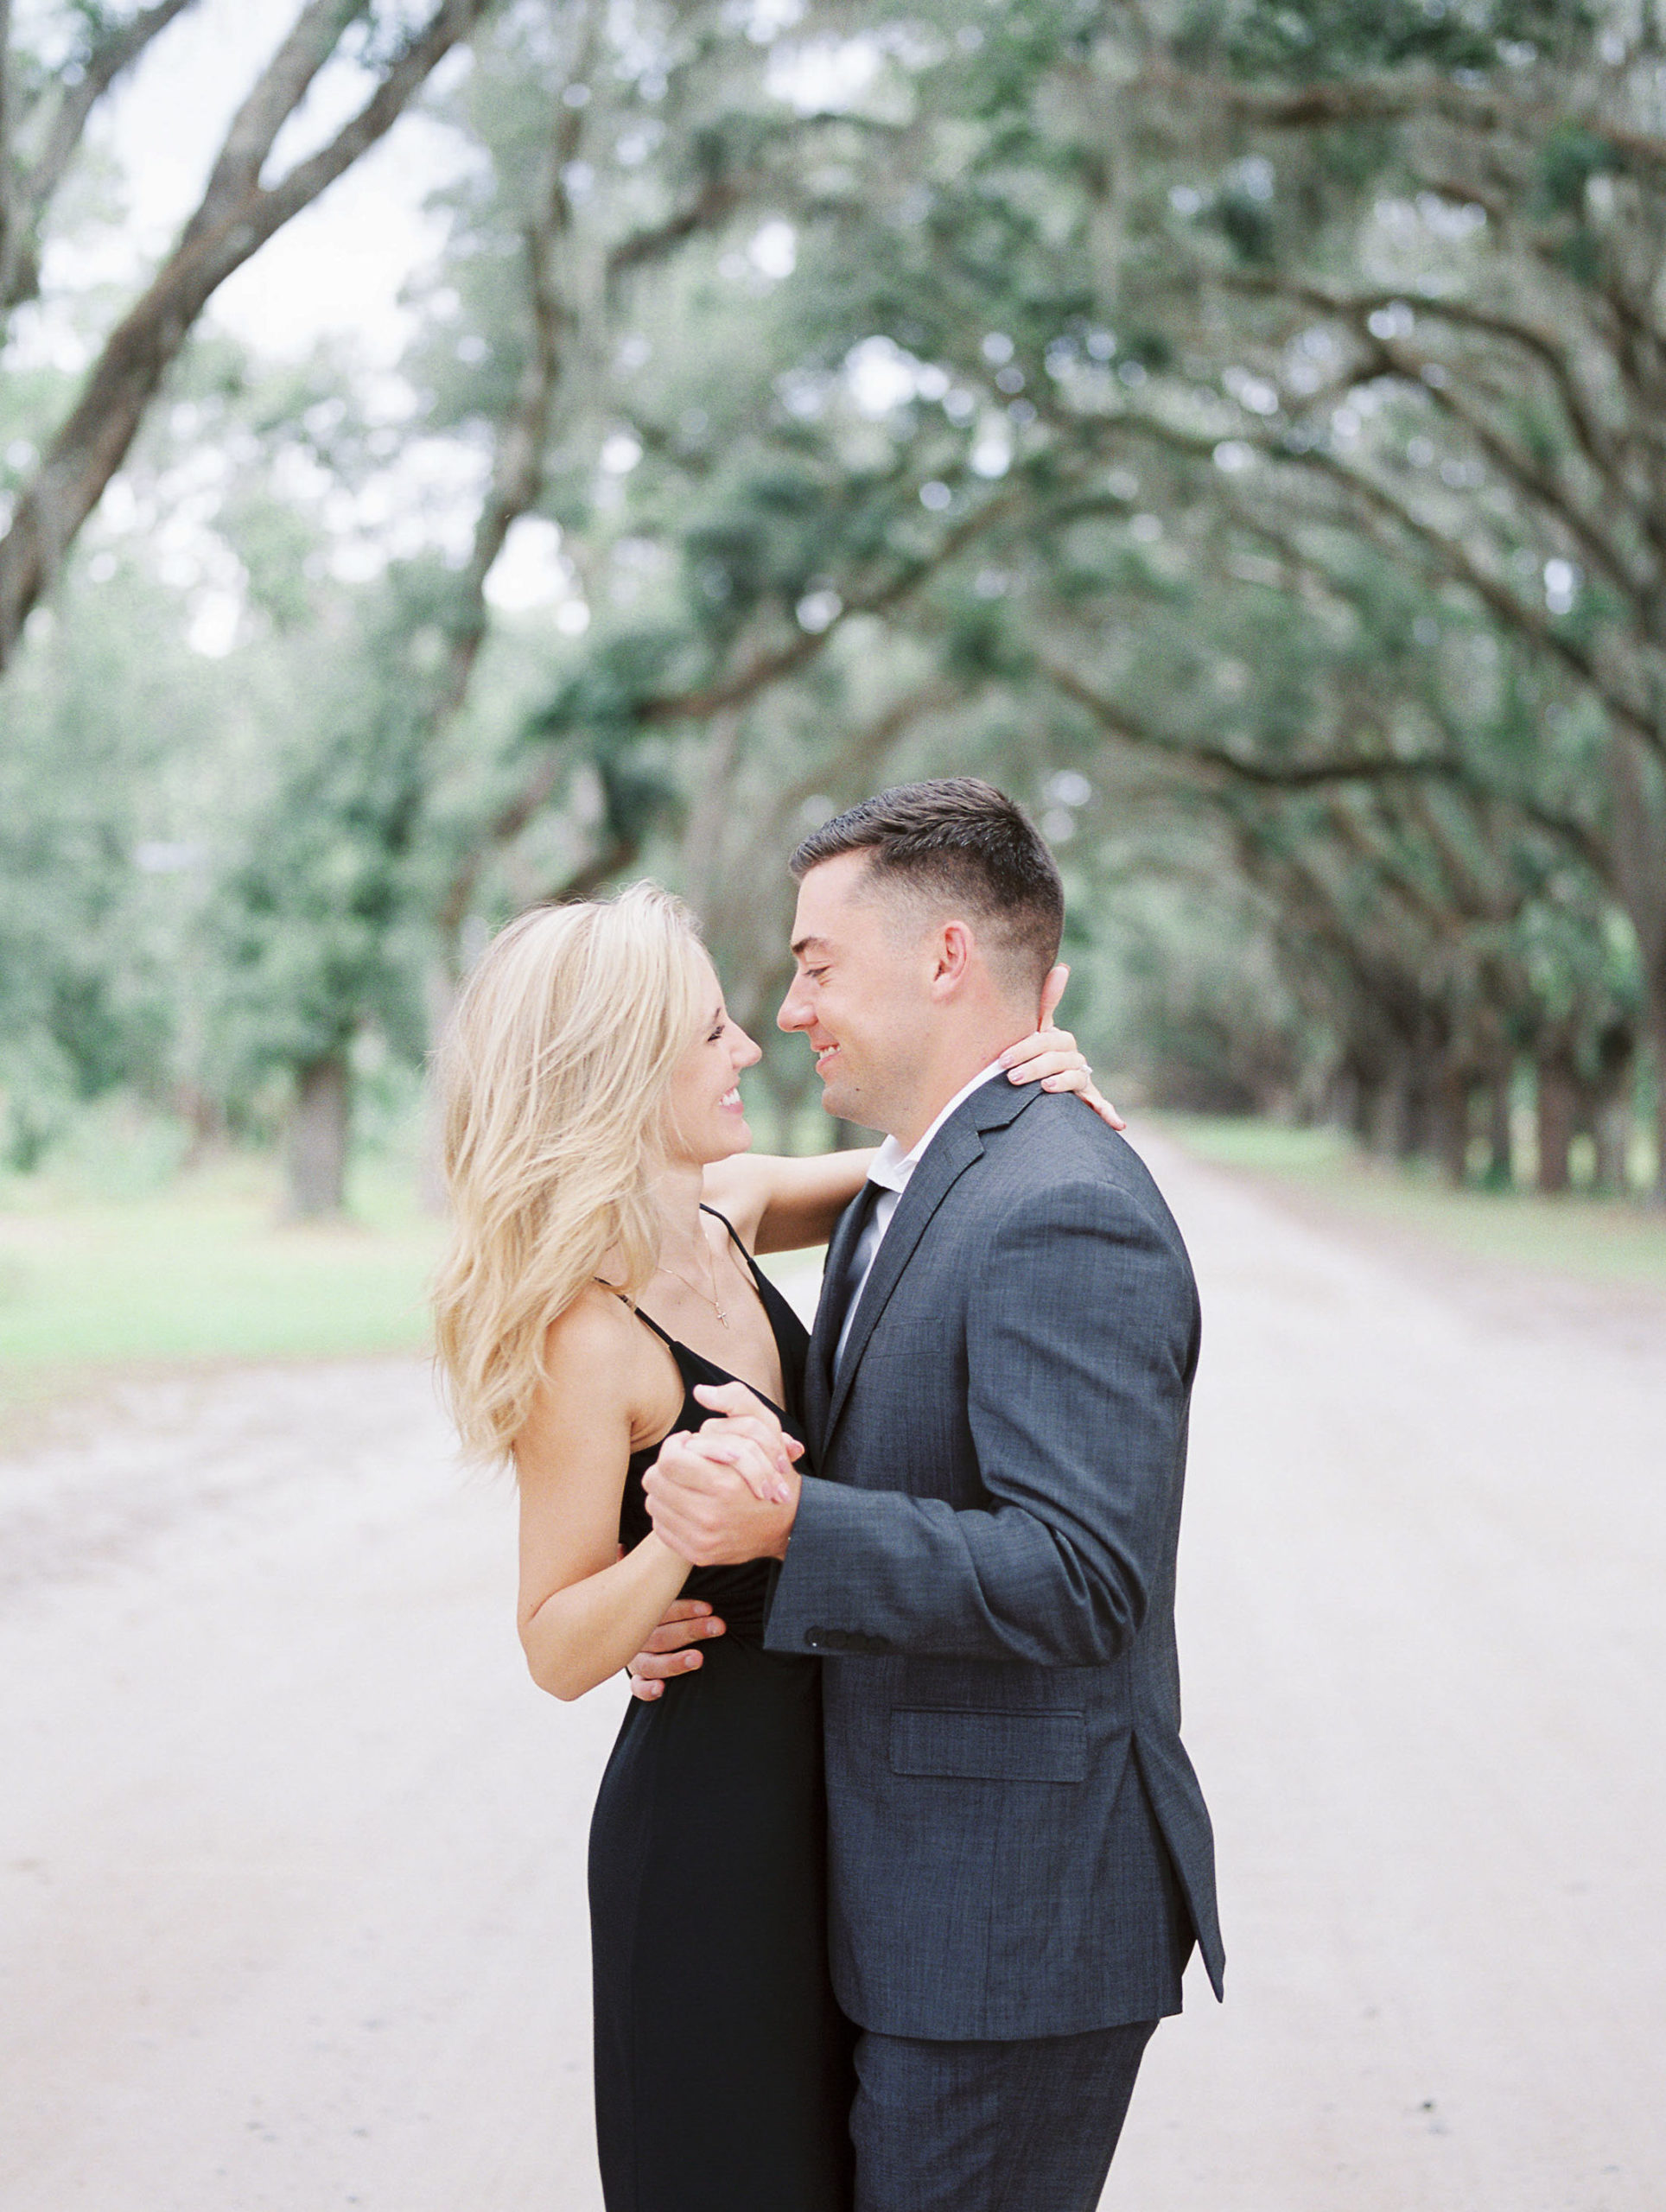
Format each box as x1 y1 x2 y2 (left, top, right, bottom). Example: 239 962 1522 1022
700 1203 777 1302
698 1202 747 1252
630 1306 677 1350
598 1281 679 1351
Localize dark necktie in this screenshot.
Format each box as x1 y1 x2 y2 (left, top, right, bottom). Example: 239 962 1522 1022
823 1180 881 1372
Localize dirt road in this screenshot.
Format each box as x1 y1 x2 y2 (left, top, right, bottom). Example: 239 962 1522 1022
2 1139 1662 2211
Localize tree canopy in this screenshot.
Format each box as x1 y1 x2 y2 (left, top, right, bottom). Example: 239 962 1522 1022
2 0 1661 1208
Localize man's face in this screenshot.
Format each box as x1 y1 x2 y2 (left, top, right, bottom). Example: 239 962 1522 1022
778 853 933 1135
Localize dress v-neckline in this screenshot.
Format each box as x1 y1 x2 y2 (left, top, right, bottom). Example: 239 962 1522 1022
651 1331 792 1424
623 1205 793 1424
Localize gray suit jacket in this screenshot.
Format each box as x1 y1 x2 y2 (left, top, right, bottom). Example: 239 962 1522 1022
765 1077 1224 2041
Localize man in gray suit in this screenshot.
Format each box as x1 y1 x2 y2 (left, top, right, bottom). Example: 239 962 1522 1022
641 779 1223 2211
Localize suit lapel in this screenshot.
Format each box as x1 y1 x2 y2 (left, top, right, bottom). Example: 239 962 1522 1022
806 1182 871 1445
811 1075 1046 1454
822 1116 983 1446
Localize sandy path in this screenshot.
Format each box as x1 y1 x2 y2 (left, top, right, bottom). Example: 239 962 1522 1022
1 1141 1662 2211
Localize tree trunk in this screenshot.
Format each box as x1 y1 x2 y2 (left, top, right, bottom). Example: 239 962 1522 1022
173 1080 227 1171
1609 732 1666 1204
283 1052 350 1220
1647 968 1666 1209
1580 1026 1632 1195
420 963 459 1216
1535 1047 1576 1197
1432 1063 1471 1188
1368 1049 1422 1162
1345 1063 1376 1145
1365 1065 1401 1160
1593 1096 1632 1196
1482 1064 1514 1190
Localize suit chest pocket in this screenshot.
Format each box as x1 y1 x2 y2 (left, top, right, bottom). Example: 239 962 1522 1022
888 1707 1086 1783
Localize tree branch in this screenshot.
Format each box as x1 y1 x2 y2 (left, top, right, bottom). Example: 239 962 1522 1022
0 0 14 309
3 0 198 312
1040 654 1462 790
428 10 596 728
436 744 571 938
1136 64 1666 176
0 0 493 669
1217 270 1621 493
1300 445 1666 764
639 480 1033 724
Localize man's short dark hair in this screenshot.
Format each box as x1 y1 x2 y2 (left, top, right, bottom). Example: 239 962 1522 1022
790 778 1065 996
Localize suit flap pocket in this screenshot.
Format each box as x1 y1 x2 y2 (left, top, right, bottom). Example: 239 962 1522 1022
888 1707 1086 1783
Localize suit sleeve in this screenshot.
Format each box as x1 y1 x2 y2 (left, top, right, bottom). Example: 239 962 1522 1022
764 1175 1200 1665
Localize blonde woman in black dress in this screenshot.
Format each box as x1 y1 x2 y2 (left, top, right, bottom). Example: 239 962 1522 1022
431 884 1113 2212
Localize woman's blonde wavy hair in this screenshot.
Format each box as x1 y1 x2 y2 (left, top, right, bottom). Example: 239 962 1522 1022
432 882 709 1465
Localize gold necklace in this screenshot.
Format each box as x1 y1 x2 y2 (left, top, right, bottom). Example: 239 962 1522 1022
657 1231 733 1327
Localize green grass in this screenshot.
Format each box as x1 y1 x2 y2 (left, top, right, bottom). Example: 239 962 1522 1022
1160 1115 1666 1294
5 1110 1659 1431
0 1153 443 1420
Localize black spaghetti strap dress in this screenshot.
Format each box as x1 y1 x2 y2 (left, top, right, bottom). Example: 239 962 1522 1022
588 1209 855 2212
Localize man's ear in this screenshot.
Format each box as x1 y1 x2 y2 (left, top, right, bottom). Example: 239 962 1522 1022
928 918 976 995
1039 963 1069 1027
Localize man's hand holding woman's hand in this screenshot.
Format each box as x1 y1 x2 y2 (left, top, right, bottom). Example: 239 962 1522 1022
640 1382 802 1570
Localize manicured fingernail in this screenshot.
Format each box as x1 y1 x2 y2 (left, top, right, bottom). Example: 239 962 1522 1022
684 1653 699 1668
704 1620 722 1635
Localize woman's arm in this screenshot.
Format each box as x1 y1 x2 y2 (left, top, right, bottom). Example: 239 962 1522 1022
702 1147 876 1255
514 1294 695 1701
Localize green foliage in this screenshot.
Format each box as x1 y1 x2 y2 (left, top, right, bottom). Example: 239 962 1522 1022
1185 0 1594 79
0 563 227 1166
1536 124 1625 216
207 575 440 1099
3 0 1662 1211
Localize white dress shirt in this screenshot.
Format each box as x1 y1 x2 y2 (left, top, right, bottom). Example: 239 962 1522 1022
834 1060 1007 1367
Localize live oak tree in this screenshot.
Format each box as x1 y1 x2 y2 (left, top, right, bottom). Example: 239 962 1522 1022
696 0 1663 1192
207 0 931 1209
9 0 1665 1205
0 0 495 672
998 0 1666 1190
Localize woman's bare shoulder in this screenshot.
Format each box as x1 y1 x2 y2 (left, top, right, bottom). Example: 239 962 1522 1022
516 1286 662 1495
540 1282 645 1395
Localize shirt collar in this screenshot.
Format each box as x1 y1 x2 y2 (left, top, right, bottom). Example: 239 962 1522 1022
867 1060 1007 1196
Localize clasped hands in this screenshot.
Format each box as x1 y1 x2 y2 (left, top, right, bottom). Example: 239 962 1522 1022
641 1381 803 1570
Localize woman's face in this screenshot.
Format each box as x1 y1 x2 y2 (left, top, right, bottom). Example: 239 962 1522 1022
662 954 762 1166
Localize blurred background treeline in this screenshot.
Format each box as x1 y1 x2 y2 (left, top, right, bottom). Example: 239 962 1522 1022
3 0 1665 1316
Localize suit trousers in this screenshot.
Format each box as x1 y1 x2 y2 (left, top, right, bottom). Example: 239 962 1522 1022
850 2017 1158 2212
